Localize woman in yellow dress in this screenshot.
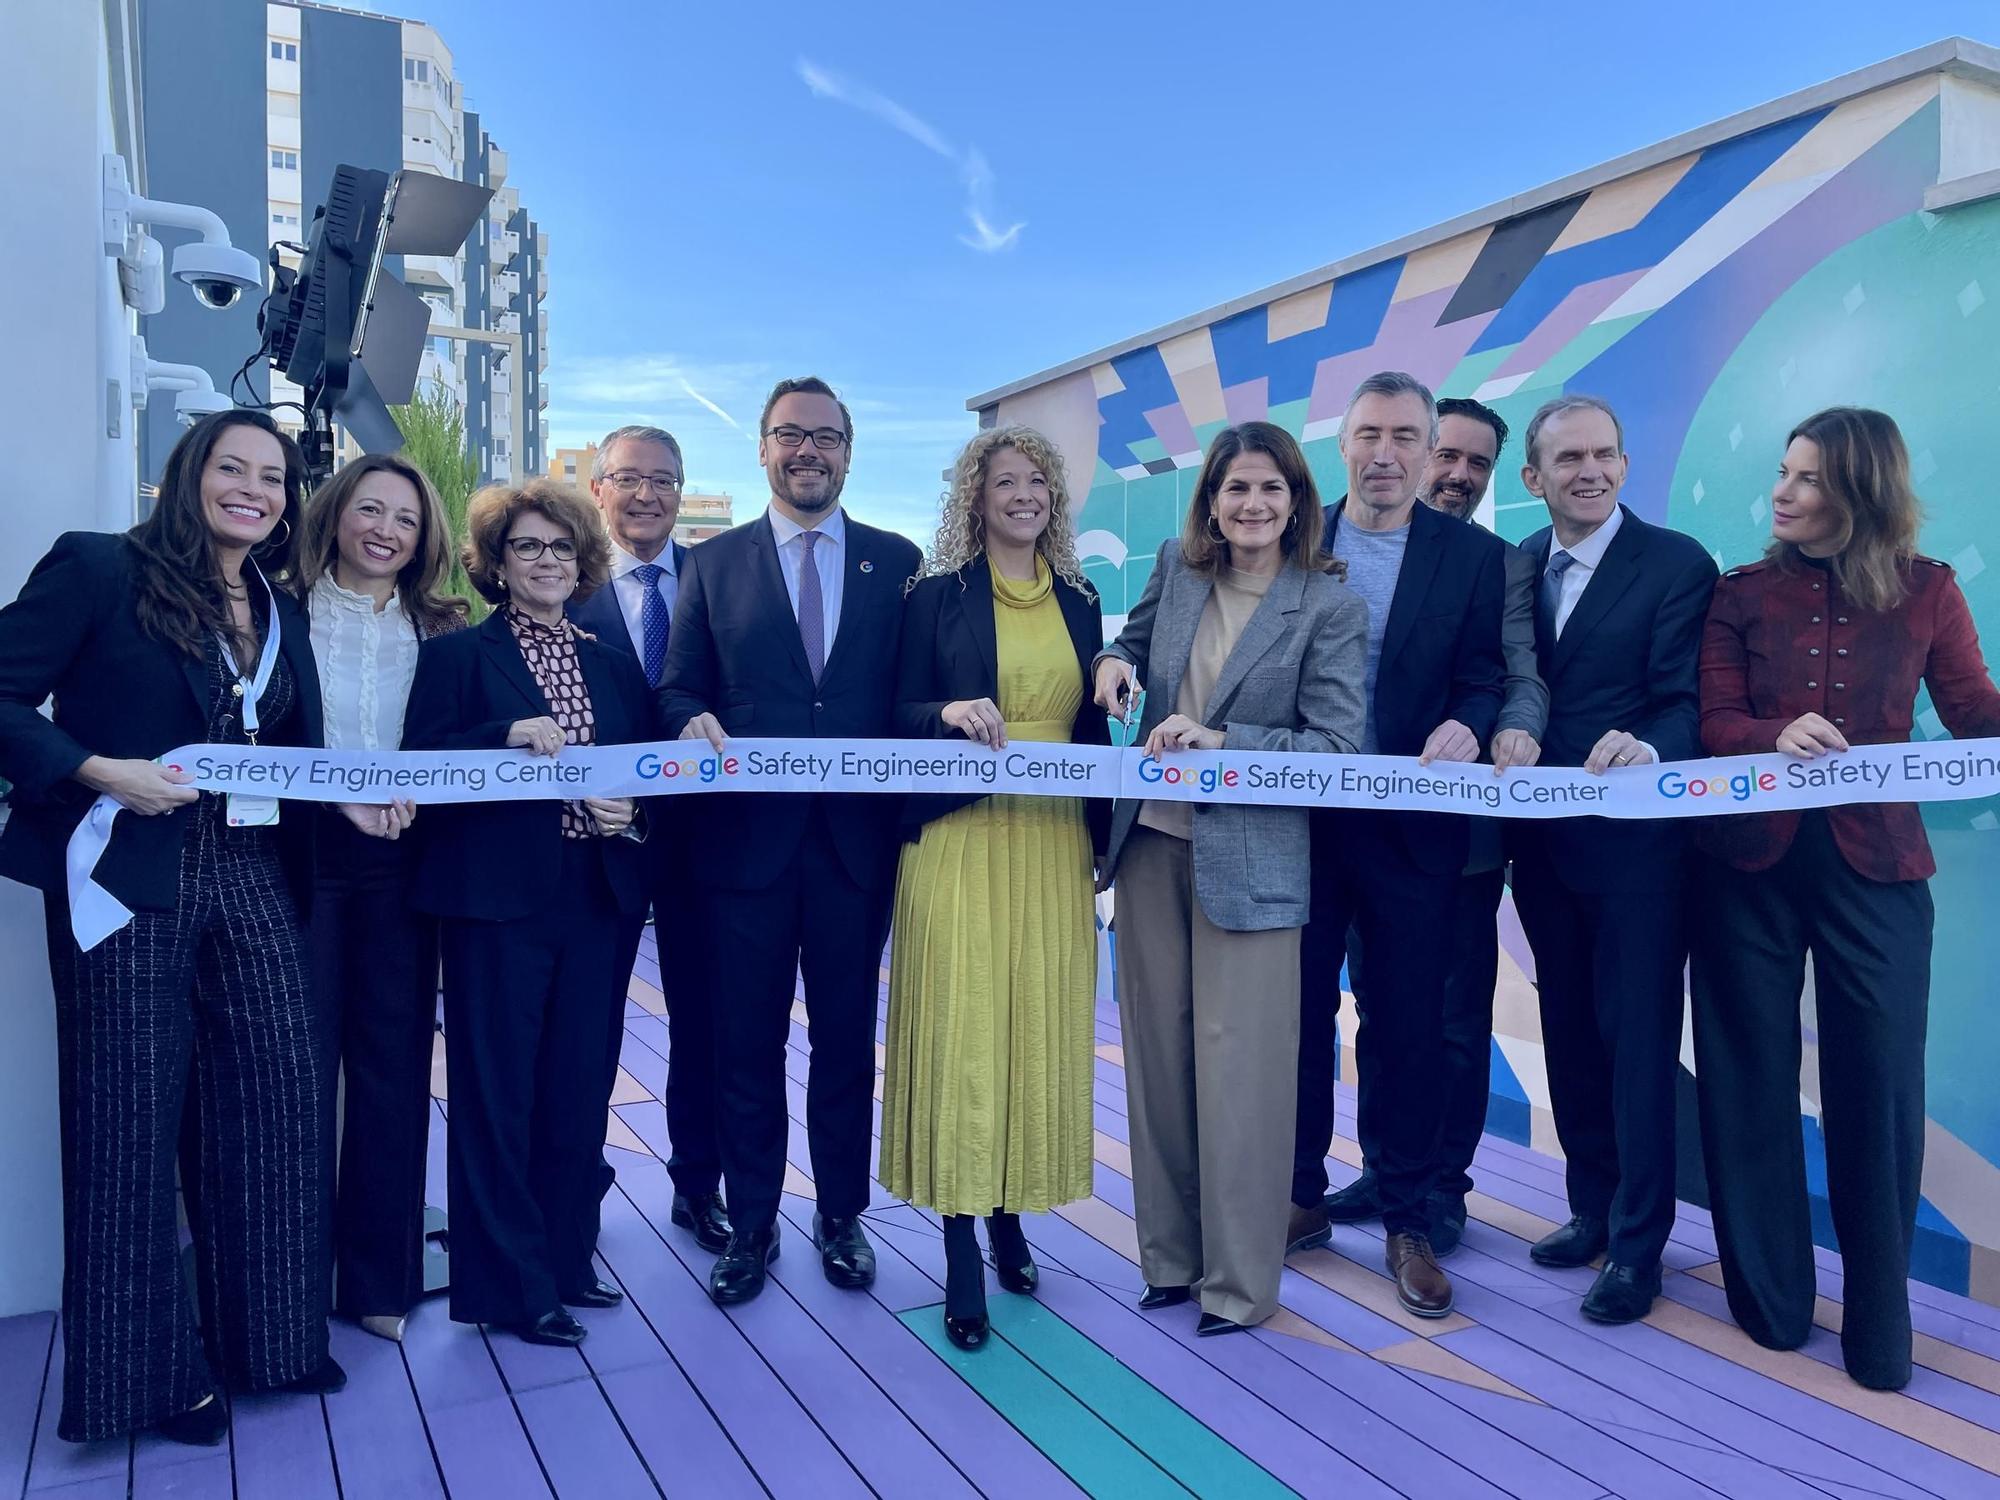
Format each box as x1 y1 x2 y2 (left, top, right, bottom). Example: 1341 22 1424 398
882 426 1109 1349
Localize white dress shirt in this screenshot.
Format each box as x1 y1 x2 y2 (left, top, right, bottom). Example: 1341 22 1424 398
308 572 421 750
767 505 845 655
608 540 679 656
1546 503 1625 638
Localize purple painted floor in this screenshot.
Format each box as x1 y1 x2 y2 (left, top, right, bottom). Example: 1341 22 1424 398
5 928 1999 1499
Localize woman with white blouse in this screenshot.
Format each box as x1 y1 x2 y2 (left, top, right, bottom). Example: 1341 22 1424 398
296 454 469 1341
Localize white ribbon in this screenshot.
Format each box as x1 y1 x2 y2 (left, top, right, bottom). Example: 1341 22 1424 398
64 564 283 952
142 735 2000 819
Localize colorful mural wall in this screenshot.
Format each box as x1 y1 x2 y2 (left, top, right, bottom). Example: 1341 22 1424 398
988 72 2000 1304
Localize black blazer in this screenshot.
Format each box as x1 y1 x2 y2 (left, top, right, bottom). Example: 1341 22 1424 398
894 555 1112 852
1510 506 1719 892
1321 498 1506 875
0 531 324 914
656 510 922 893
402 609 657 922
566 540 691 662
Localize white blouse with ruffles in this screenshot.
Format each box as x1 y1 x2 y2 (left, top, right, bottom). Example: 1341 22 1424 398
308 573 421 751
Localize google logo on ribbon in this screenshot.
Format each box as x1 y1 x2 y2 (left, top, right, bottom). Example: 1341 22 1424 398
634 751 740 785
1656 767 1779 803
1136 758 1240 794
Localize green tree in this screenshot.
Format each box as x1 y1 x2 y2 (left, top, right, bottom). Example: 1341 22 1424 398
391 385 485 619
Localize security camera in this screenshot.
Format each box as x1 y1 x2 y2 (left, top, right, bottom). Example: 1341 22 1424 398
174 387 234 424
131 334 234 425
171 240 262 309
104 154 263 313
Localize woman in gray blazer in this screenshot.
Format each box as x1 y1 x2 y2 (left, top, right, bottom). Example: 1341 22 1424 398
1093 421 1367 1335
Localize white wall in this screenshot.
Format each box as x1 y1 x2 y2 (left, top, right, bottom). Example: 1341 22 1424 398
0 0 142 1315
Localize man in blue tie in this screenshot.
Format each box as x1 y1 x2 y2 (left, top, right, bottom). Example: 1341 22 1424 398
573 425 731 1257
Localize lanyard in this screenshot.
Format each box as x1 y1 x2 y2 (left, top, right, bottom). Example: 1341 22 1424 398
220 559 283 743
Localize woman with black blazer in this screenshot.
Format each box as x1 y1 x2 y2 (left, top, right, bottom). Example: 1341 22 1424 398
295 453 470 1343
403 479 655 1348
0 411 341 1446
880 427 1110 1349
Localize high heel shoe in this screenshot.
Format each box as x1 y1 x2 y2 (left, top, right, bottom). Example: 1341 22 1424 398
157 1393 229 1446
942 1214 989 1351
987 1211 1038 1295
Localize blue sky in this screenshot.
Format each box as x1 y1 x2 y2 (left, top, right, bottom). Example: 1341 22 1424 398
392 0 2000 542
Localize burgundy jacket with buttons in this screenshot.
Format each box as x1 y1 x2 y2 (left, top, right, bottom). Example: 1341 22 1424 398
1695 552 2000 881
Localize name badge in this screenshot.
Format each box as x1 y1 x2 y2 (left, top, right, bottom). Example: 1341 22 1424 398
225 792 282 828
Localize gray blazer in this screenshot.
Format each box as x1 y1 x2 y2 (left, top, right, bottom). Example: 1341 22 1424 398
1496 539 1551 739
1099 540 1368 931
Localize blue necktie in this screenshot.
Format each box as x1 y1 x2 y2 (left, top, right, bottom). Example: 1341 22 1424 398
796 531 826 683
1538 549 1575 645
633 561 668 688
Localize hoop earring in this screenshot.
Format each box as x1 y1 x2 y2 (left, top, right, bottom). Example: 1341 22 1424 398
265 518 293 549
1206 513 1225 543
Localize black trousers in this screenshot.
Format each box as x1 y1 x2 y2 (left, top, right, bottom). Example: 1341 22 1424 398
1349 866 1506 1201
659 920 722 1200
314 813 439 1319
1510 845 1684 1267
439 842 642 1324
44 816 331 1442
1689 812 1932 1388
1294 812 1455 1235
705 806 891 1234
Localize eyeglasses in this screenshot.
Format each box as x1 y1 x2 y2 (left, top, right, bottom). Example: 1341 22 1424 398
605 471 682 496
506 536 578 561
763 425 849 451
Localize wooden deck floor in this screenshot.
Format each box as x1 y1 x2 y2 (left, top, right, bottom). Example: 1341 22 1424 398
5 928 2000 1499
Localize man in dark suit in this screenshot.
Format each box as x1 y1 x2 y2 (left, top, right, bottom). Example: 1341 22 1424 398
1287 371 1505 1320
1509 394 1718 1324
1331 398 1550 1257
658 377 921 1305
570 425 730 1256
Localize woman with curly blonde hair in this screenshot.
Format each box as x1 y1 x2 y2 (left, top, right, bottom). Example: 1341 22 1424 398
881 426 1110 1349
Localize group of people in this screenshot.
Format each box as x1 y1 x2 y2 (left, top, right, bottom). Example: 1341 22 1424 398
0 369 1991 1450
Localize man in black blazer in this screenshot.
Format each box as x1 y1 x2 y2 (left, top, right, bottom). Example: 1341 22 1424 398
570 425 728 1255
1508 395 1718 1325
1289 372 1505 1319
657 377 922 1305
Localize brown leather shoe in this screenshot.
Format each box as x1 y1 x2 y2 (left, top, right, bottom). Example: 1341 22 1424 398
1286 1202 1331 1255
1386 1232 1454 1318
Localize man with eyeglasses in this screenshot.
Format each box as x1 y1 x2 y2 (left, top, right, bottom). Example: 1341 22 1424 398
568 425 733 1262
659 377 921 1307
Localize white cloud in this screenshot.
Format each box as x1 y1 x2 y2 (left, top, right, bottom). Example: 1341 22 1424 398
795 59 1024 254
678 378 744 434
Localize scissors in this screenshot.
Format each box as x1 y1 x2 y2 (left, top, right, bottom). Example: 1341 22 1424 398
1108 682 1147 749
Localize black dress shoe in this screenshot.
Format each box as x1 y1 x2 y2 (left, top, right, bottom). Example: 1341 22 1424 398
812 1213 876 1289
1530 1214 1609 1268
1196 1312 1251 1338
1429 1192 1468 1258
561 1279 624 1309
710 1224 780 1305
1323 1173 1384 1225
279 1357 348 1395
1581 1261 1661 1324
511 1310 588 1347
157 1394 229 1446
987 1212 1038 1294
673 1191 733 1254
1138 1283 1192 1311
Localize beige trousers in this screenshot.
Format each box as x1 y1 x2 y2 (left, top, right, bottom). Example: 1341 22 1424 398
1114 826 1301 1325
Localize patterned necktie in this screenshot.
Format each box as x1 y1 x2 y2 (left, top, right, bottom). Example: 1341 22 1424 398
796 530 825 682
632 561 667 688
1538 548 1576 644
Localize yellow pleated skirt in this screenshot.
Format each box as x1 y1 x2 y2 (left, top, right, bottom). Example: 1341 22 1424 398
879 774 1097 1216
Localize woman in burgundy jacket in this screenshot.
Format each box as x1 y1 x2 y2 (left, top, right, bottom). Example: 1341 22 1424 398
1691 407 2000 1391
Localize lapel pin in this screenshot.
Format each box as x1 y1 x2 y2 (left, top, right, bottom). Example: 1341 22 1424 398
859 560 874 573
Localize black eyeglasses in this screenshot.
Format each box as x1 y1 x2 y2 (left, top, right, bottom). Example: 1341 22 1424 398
764 425 849 451
506 536 578 561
